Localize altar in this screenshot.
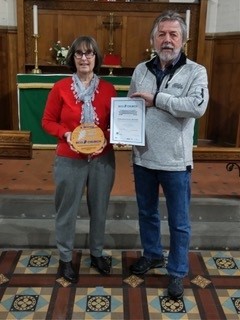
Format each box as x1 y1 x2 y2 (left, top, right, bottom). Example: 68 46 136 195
17 74 131 146
17 74 198 146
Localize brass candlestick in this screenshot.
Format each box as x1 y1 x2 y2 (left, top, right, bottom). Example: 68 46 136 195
184 38 191 56
145 48 156 60
31 34 42 74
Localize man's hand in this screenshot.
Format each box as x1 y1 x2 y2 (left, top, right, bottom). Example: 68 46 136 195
131 92 154 107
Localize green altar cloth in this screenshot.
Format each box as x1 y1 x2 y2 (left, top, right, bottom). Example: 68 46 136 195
17 74 198 146
17 74 131 145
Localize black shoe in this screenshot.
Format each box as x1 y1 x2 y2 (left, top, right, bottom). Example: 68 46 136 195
168 275 184 299
58 260 78 283
90 255 111 275
130 256 165 275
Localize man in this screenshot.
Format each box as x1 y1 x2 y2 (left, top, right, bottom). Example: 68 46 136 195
128 10 209 299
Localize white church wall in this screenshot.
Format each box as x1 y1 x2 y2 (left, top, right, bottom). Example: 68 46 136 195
216 0 240 33
0 0 16 27
206 0 240 33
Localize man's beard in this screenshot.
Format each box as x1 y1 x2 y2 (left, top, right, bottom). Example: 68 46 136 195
157 47 181 63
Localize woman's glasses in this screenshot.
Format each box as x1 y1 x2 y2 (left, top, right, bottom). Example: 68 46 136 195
74 50 96 59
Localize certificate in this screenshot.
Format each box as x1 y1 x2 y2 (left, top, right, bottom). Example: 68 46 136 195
110 97 145 146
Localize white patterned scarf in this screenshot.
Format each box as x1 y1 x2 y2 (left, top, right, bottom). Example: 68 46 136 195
71 73 100 124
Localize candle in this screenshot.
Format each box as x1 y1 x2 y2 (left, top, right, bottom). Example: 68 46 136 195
185 9 191 39
33 5 38 35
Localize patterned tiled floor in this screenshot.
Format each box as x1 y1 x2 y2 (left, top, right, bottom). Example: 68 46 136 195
0 249 240 319
0 150 239 319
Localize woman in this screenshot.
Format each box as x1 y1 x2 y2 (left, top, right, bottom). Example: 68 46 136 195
42 36 116 282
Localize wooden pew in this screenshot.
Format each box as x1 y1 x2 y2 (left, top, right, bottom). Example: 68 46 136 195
0 130 32 159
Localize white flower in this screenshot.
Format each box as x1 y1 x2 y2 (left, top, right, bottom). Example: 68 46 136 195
61 48 69 58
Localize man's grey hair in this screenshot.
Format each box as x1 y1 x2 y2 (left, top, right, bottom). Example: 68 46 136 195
150 10 188 44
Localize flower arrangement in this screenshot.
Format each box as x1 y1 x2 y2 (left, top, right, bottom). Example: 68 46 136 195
49 41 69 65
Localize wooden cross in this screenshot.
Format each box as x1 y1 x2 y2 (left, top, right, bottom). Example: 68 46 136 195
102 12 121 54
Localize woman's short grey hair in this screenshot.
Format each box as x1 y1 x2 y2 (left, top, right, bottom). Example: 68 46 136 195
66 36 102 73
150 10 188 44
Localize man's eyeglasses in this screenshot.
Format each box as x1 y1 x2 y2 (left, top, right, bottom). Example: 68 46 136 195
74 50 96 59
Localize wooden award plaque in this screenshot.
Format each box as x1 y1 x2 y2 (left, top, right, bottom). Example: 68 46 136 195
71 123 105 154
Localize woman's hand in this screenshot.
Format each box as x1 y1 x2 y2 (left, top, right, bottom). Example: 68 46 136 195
92 138 107 156
64 132 79 153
